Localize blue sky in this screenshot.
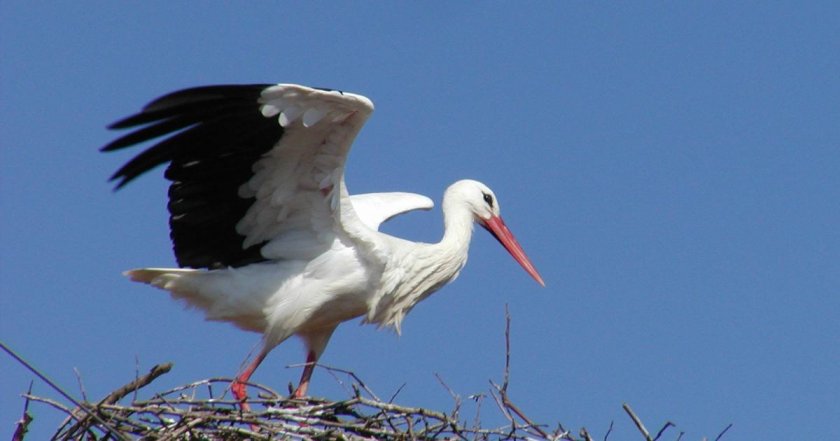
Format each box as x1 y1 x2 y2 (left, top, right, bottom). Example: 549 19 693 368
2 2 839 439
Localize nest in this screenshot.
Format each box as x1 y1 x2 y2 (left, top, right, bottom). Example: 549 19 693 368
9 314 731 441
19 361 577 441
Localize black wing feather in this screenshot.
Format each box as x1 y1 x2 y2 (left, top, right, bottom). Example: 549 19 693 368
104 84 283 269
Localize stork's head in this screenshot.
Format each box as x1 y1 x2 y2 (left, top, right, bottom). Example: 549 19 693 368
446 179 545 286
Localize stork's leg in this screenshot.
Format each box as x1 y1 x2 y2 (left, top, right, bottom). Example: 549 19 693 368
292 350 317 398
231 348 268 412
293 327 337 399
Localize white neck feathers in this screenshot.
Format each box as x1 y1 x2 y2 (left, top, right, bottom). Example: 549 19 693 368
364 188 476 332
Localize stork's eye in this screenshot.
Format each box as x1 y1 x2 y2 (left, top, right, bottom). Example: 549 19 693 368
482 192 494 207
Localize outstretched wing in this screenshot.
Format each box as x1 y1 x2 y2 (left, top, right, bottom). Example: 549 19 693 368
350 193 434 231
103 84 374 269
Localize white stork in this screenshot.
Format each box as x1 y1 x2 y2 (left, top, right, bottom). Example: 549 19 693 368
103 84 544 407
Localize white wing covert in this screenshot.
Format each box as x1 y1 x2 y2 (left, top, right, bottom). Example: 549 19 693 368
240 85 375 261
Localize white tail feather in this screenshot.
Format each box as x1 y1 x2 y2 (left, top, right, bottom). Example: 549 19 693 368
123 266 278 334
124 268 197 290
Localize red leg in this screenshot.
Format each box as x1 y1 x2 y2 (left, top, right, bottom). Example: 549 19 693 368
292 350 317 399
231 350 268 412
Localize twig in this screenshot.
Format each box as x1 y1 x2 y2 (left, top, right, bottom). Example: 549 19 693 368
714 423 733 441
653 421 675 441
434 372 462 418
0 340 129 441
503 304 512 391
492 380 550 439
491 309 550 440
133 355 146 404
469 392 485 433
60 363 173 440
551 422 572 441
623 403 652 441
388 382 407 404
20 395 74 417
12 381 34 441
291 362 381 401
604 420 614 441
487 385 515 429
73 368 88 402
101 362 173 405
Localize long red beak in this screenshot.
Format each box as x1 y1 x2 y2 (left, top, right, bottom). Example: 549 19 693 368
481 215 545 287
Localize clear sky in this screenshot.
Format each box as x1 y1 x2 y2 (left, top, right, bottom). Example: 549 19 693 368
2 2 838 440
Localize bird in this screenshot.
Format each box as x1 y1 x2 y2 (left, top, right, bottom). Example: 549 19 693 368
102 83 544 408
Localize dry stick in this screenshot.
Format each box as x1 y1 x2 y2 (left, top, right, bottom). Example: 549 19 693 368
491 305 517 431
93 405 151 432
622 403 653 441
21 393 97 439
550 422 571 441
428 381 469 441
362 396 468 440
714 423 733 441
20 395 73 415
0 340 129 441
102 362 173 405
356 396 450 421
61 363 173 439
603 420 615 441
207 377 281 401
652 421 675 441
468 392 485 434
494 382 550 439
293 362 381 401
494 306 551 440
133 355 141 404
486 386 515 429
73 368 88 402
503 304 512 390
553 422 571 440
387 382 407 404
434 372 462 419
12 381 34 441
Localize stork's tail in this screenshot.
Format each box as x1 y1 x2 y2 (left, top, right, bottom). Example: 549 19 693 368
124 268 197 290
123 267 219 319
123 266 269 333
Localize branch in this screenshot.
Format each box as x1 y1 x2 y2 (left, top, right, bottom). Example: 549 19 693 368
101 362 172 405
292 362 381 401
623 403 652 441
714 423 733 441
652 421 675 441
488 307 551 440
58 363 173 440
503 304 512 391
0 340 129 441
12 381 34 441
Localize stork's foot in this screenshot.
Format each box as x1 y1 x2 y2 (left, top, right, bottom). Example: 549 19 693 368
231 379 252 412
292 383 308 399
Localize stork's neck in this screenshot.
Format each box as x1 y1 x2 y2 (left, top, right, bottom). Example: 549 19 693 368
439 194 475 261
363 193 476 333
419 191 476 289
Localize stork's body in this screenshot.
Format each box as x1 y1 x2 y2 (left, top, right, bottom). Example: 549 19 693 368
104 84 543 405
